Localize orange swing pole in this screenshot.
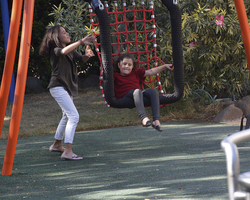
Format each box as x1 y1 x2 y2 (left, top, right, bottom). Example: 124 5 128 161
234 0 250 72
2 0 35 176
0 0 23 138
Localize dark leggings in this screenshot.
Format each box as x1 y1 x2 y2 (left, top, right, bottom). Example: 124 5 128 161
123 88 160 121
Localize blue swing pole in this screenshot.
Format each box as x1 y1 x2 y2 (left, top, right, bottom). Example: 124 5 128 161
1 0 15 103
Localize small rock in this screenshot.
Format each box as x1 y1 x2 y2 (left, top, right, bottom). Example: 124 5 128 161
214 105 243 123
236 100 250 116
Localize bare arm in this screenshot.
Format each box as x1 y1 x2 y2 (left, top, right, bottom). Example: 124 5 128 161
61 34 96 55
82 45 95 62
144 64 174 77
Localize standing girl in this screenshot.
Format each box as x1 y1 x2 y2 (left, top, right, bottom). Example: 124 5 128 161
39 25 95 160
113 54 174 132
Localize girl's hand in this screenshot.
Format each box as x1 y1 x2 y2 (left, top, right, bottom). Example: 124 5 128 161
82 46 95 62
80 34 96 45
85 46 95 58
166 64 174 70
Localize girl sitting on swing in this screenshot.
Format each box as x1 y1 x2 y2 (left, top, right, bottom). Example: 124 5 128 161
113 54 174 132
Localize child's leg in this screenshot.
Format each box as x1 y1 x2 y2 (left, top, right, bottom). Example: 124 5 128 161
132 89 149 121
143 89 161 131
143 89 160 123
54 111 67 141
49 87 81 159
49 87 68 152
123 89 149 123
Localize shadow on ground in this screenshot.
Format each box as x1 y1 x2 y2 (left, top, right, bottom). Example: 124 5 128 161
1 120 249 200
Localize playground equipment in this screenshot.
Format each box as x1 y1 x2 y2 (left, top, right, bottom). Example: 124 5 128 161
221 130 250 200
0 0 34 176
88 0 184 108
221 1 250 199
234 0 250 72
0 0 15 103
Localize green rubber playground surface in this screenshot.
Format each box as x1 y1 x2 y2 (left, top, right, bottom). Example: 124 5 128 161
0 120 250 200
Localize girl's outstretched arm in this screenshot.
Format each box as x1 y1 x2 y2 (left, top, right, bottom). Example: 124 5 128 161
61 34 96 55
82 45 95 62
144 64 174 77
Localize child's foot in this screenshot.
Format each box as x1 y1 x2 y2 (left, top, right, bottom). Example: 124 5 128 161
49 145 65 153
143 121 152 127
142 117 152 127
152 120 162 132
61 153 83 160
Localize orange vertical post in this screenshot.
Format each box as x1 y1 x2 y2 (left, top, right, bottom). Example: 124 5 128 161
0 0 23 138
2 0 35 176
234 0 250 72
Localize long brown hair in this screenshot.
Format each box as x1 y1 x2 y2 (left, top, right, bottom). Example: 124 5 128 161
39 25 65 57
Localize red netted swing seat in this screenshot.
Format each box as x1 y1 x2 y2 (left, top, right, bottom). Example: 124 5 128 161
87 0 184 109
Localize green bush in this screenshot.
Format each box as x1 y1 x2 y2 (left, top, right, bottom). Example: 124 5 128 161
0 0 62 87
154 0 250 99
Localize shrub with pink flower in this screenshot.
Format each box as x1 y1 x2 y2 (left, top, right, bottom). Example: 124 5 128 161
216 20 223 26
216 15 224 21
215 15 224 26
189 42 197 47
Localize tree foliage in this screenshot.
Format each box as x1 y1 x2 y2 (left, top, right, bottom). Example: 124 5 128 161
0 0 62 86
154 0 250 99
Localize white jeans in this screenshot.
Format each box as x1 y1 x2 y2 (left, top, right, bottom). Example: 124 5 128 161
49 87 79 144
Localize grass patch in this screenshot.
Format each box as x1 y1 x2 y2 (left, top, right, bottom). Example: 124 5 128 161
1 87 223 140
